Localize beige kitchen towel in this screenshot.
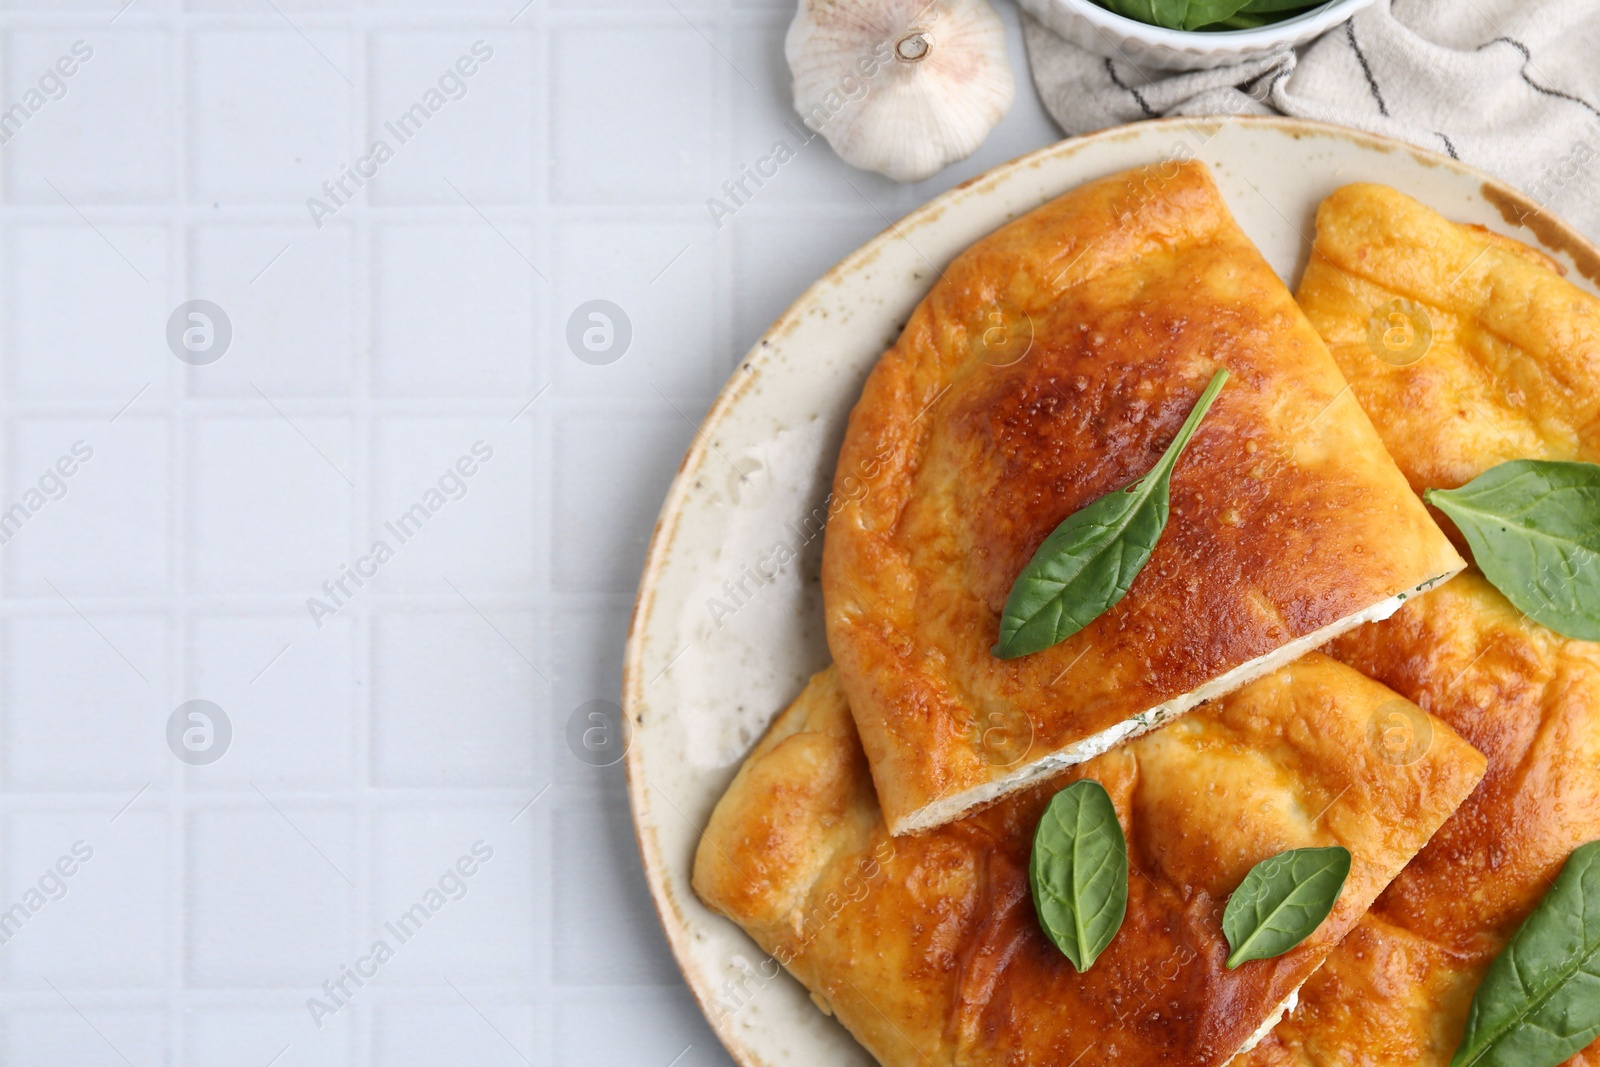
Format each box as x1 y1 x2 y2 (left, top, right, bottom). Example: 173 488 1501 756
1021 0 1600 240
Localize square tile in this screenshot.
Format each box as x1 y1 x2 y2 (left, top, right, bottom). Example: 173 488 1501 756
2 418 169 598
3 1007 165 1067
369 807 537 984
185 613 356 790
554 988 731 1067
3 0 126 8
555 0 717 7
2 614 169 791
187 416 355 595
551 25 717 203
369 610 546 787
186 805 355 987
188 29 355 204
187 0 350 9
1 810 166 988
551 798 678 984
551 408 693 593
187 225 355 397
730 212 885 359
184 1007 353 1067
372 1002 540 1067
550 596 629 787
367 416 543 595
365 0 504 8
367 31 537 205
4 30 173 202
727 23 893 209
370 225 539 397
6 223 169 400
552 221 718 399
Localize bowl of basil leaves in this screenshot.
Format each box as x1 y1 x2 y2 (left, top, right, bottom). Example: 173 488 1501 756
1019 0 1376 70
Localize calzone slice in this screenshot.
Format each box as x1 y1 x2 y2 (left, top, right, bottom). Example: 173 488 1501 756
823 160 1463 836
694 657 1485 1067
1241 184 1600 1067
1244 576 1600 1067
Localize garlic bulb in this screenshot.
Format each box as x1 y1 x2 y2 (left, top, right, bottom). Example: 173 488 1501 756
786 0 1015 184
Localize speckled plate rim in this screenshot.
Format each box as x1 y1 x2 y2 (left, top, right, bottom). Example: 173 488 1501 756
620 115 1600 1067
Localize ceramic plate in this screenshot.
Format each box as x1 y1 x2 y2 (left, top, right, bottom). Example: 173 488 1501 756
620 115 1600 1067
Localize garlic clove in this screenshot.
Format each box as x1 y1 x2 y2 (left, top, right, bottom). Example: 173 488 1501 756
786 0 1016 184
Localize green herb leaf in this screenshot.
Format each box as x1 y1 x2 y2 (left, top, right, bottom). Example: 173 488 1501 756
1094 0 1325 30
1030 779 1128 972
1425 460 1600 640
1222 846 1350 969
1098 0 1179 30
1449 839 1600 1067
1178 0 1258 29
1204 11 1270 28
1236 0 1323 13
992 368 1229 660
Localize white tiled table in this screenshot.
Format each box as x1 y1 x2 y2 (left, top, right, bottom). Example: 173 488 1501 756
0 1 1058 1063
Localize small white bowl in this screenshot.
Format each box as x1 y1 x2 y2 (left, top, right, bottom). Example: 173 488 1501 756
1018 0 1378 70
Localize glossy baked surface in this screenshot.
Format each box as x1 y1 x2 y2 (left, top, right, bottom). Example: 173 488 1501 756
1245 576 1600 1067
693 657 1485 1067
1243 184 1600 1067
1292 181 1600 502
821 160 1463 834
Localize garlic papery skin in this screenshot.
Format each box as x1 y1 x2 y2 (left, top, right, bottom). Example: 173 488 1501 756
786 0 1016 184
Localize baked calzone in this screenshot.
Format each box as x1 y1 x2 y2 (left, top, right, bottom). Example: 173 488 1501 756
1241 183 1600 1067
694 657 1485 1067
822 160 1463 835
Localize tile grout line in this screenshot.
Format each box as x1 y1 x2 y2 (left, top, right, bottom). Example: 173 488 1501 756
0 4 10 795
170 0 192 1058
715 0 738 396
532 0 556 1024
350 14 375 1065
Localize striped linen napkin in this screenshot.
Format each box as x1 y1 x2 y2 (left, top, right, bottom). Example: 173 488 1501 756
1020 0 1600 241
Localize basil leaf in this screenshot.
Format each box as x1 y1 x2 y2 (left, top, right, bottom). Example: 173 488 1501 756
1094 0 1283 29
1179 0 1257 29
1222 846 1351 969
1425 460 1600 640
992 368 1229 660
1030 779 1128 972
1097 0 1185 30
1201 12 1269 28
1449 839 1600 1067
1237 0 1323 13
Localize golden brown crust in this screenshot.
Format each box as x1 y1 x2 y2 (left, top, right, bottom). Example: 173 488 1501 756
693 659 1486 1067
1245 577 1600 1067
822 161 1462 835
1295 182 1600 506
1240 184 1600 1067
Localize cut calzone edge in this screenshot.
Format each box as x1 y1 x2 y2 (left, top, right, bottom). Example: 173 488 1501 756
1239 185 1600 1067
822 160 1464 836
693 656 1485 1067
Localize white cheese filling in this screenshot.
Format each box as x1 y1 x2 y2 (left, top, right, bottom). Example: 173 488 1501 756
1228 988 1301 1062
892 568 1461 836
